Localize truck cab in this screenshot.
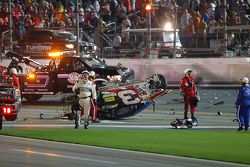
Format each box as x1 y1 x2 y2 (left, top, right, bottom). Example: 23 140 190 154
6 51 135 101
13 29 97 58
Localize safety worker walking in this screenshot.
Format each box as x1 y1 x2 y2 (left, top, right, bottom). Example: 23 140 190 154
72 70 97 129
8 68 20 89
89 71 100 123
180 69 198 120
235 77 250 131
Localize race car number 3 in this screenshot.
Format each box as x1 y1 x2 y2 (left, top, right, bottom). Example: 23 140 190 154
117 90 141 105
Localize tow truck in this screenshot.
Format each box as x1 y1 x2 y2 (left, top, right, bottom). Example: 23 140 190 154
12 29 97 58
0 66 21 129
6 51 135 101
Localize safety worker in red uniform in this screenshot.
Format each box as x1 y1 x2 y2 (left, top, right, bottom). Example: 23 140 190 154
89 71 100 123
180 69 198 120
72 70 97 129
8 68 20 89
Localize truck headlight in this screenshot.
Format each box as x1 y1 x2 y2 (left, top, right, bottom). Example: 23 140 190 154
27 72 36 80
48 51 63 57
164 22 173 31
65 44 74 49
93 45 97 51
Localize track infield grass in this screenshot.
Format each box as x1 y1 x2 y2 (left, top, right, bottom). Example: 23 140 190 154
0 129 250 164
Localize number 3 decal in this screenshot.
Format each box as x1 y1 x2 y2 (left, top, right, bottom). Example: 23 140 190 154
117 90 141 105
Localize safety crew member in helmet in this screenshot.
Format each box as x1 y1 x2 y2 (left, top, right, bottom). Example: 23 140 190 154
8 68 20 89
180 69 198 120
235 77 250 131
89 71 100 123
72 70 97 129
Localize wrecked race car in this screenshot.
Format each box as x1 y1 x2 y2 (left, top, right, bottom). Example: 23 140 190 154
64 73 169 120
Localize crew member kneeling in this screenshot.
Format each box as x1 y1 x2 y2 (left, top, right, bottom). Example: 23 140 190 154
72 70 97 129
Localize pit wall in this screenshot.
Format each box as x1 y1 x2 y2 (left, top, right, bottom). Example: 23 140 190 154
104 58 250 85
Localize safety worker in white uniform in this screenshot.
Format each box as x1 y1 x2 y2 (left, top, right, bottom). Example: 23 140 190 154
72 70 97 129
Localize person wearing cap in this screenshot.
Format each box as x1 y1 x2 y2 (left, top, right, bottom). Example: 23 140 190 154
89 71 100 123
72 70 97 129
180 68 198 120
235 77 250 131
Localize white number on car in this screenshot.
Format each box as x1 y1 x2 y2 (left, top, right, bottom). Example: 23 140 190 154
117 90 141 105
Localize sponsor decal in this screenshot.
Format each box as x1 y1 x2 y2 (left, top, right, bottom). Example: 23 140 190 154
25 45 52 51
67 72 81 84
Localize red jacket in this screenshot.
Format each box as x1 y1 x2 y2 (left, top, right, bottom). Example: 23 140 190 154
8 74 20 89
180 76 197 97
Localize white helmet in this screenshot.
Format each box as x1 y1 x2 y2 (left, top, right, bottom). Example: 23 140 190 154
10 68 17 75
89 71 95 77
81 70 90 75
240 77 249 84
81 70 90 79
184 68 192 75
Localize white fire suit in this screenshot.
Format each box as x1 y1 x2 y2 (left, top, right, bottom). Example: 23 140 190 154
72 78 97 129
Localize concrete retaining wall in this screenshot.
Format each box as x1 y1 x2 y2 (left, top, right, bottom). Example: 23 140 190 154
104 58 250 85
1 57 249 86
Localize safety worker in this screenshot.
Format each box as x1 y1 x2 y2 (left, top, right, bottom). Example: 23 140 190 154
0 66 6 82
235 77 250 131
180 68 198 120
89 71 100 123
8 68 20 89
72 70 97 129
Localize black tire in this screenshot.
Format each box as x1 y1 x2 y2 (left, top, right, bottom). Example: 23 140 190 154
0 115 3 130
149 74 167 90
23 95 43 102
4 115 17 121
156 74 167 89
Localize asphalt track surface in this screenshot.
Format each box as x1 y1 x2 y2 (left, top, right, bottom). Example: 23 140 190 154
0 135 249 167
2 88 241 130
1 89 248 167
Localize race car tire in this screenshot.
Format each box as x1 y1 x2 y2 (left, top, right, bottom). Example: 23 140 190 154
4 115 17 121
149 74 167 90
156 74 167 89
0 115 2 129
23 95 43 102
